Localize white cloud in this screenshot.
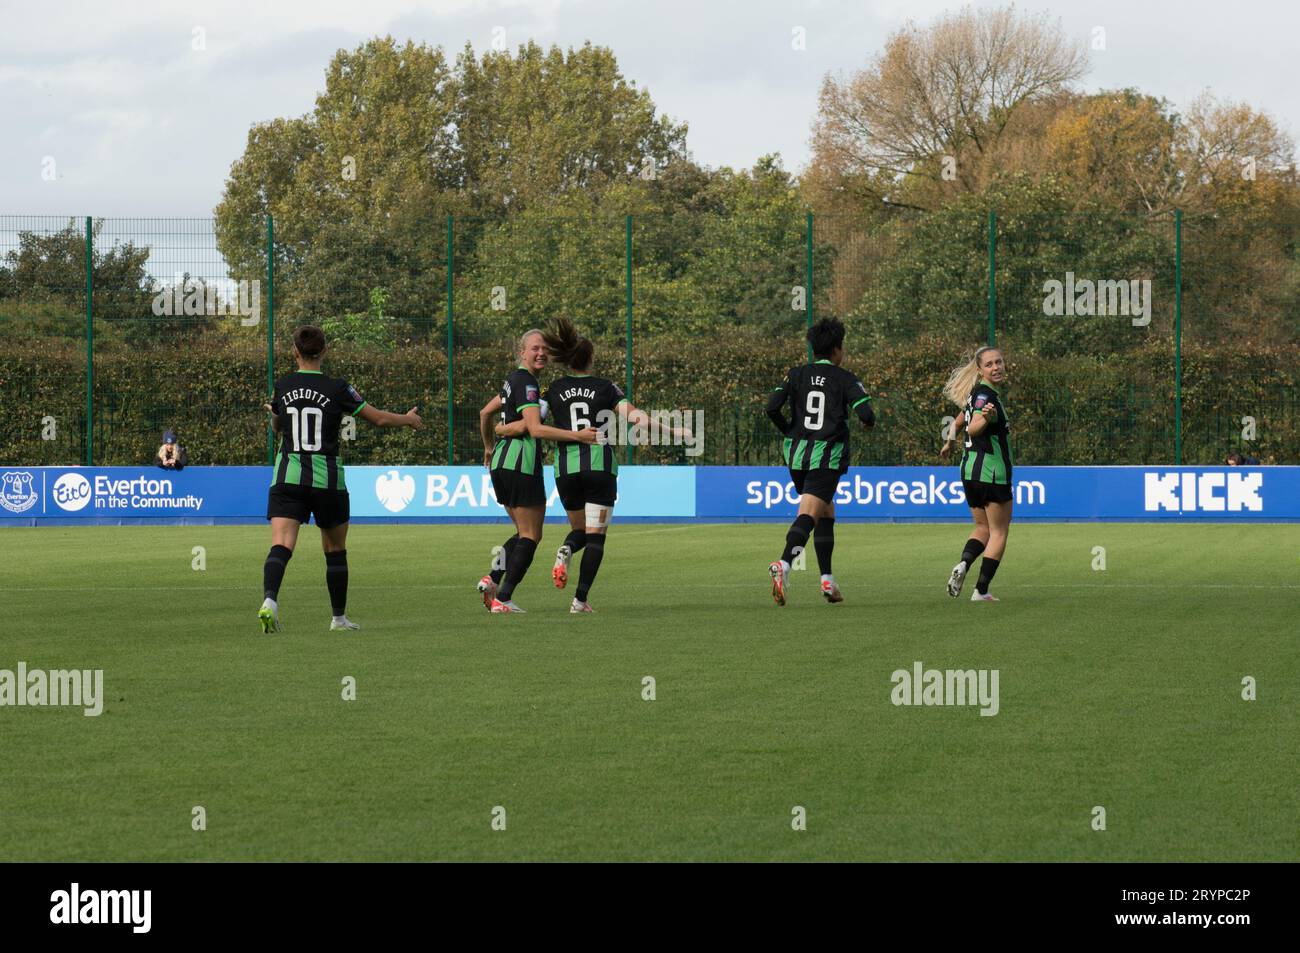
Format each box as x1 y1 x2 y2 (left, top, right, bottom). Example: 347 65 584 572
0 0 1294 216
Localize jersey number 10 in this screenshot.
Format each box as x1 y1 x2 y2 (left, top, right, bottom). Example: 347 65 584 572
284 406 323 452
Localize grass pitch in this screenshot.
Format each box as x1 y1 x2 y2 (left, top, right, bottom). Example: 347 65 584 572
2 522 1296 861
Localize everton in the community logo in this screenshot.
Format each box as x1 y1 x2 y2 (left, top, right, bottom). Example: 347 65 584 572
0 471 38 513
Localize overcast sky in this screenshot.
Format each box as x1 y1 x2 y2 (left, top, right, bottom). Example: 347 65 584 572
0 0 1294 217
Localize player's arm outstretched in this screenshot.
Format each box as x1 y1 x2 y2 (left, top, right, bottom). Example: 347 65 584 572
519 405 599 444
618 401 692 442
939 411 966 460
357 404 422 430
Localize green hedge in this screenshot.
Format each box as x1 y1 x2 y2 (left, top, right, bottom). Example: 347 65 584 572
2 331 1296 467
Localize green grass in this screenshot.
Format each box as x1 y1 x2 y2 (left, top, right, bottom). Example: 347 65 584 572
1 522 1297 862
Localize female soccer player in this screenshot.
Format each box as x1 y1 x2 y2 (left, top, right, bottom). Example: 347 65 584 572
495 317 690 612
765 317 874 606
940 345 1013 602
476 329 598 613
260 325 422 633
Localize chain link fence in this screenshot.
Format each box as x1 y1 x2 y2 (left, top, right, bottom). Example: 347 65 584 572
2 211 1297 468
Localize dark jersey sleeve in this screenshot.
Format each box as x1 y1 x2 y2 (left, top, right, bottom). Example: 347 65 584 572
845 371 874 426
518 371 541 412
766 368 796 434
503 369 542 419
270 379 286 416
969 385 998 422
339 379 366 416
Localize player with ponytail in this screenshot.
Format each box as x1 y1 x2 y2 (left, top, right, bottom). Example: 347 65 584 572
940 346 1014 601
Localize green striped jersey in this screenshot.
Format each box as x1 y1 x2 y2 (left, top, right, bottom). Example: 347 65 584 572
772 361 872 472
270 370 367 490
544 374 627 477
490 366 543 476
960 380 1013 485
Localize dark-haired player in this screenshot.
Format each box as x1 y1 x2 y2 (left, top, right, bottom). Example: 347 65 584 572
476 329 599 613
495 317 690 612
765 317 874 605
260 325 422 633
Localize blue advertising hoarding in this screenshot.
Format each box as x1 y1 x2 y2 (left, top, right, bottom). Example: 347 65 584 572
0 465 696 524
0 464 1293 524
693 466 1284 522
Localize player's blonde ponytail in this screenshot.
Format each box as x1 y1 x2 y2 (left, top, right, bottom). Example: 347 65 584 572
943 347 997 408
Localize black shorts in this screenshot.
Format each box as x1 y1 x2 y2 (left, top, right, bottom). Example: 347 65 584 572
962 480 1013 509
790 468 843 504
555 471 618 511
267 484 350 529
491 468 546 508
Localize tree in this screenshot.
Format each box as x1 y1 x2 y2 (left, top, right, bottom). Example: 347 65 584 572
0 220 157 341
810 6 1086 211
214 38 688 335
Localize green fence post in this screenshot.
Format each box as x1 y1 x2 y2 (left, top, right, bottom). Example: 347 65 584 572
805 211 814 361
266 214 275 465
84 216 93 466
625 214 633 467
1175 209 1183 465
447 214 455 465
987 210 997 347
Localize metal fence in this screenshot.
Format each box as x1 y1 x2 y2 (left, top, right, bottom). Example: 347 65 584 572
2 211 1297 468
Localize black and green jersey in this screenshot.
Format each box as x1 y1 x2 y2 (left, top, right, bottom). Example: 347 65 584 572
960 380 1013 485
768 360 873 472
491 366 543 476
270 370 366 490
545 374 627 477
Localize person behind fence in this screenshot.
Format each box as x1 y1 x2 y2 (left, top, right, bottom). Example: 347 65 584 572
1225 450 1260 465
156 430 188 470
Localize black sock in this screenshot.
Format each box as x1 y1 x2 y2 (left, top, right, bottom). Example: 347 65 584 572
781 514 815 565
961 537 986 568
263 545 292 600
976 557 1000 595
497 537 538 602
490 534 518 585
562 528 587 555
325 550 349 616
575 532 606 602
813 517 835 575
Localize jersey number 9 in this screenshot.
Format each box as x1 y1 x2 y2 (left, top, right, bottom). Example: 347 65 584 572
804 391 825 431
284 406 323 452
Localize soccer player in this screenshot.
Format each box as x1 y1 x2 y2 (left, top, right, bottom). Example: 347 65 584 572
260 325 422 633
765 317 874 605
940 345 1013 602
476 329 598 614
495 317 690 612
